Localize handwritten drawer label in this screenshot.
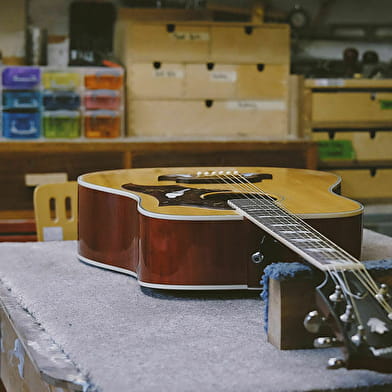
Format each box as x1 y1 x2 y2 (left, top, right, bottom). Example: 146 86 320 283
153 69 184 79
226 100 286 111
314 78 345 87
210 71 237 82
171 31 210 41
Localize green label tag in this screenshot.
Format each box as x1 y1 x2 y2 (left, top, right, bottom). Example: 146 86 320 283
317 140 356 160
380 100 392 109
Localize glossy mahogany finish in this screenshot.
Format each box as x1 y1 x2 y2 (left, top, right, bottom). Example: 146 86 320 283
78 186 362 288
78 187 139 272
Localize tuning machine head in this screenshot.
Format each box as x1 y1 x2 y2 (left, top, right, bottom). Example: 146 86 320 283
313 336 342 348
327 357 346 370
304 310 325 333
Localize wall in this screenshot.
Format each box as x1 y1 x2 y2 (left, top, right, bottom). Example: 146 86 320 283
0 0 26 60
3 1 392 63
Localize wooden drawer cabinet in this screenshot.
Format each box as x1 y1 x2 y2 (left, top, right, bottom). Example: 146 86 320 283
312 131 392 161
128 100 288 138
312 92 392 123
333 168 392 202
209 24 289 64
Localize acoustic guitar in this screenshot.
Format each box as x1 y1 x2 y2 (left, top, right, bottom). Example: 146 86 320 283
78 167 392 373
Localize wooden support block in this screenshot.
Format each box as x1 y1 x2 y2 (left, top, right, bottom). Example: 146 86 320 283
267 264 392 350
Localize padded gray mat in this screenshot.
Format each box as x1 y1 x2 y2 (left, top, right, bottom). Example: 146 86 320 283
0 239 391 392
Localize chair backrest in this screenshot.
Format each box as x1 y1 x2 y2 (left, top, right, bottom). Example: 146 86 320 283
33 181 78 241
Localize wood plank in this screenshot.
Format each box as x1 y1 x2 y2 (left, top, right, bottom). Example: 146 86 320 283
268 269 392 350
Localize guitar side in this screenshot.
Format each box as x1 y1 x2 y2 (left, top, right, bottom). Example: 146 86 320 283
77 167 363 290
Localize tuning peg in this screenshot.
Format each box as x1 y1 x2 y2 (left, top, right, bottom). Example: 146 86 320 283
376 283 391 303
313 337 341 348
340 304 355 324
351 325 366 346
329 285 344 303
327 357 346 370
304 310 325 333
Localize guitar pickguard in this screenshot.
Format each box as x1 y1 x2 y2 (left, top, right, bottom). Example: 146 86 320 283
122 183 266 210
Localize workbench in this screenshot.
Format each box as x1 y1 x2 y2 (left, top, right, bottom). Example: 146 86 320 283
0 233 391 391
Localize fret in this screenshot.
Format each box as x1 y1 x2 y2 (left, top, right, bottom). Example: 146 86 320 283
228 198 360 271
292 238 323 243
271 224 300 227
305 247 336 252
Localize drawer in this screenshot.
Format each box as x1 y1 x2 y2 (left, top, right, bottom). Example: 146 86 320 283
84 110 121 138
236 64 289 99
128 62 185 98
84 90 121 110
43 110 81 138
184 64 237 99
210 24 289 64
313 131 392 160
128 63 289 100
42 71 81 90
85 69 123 90
125 22 210 62
2 111 41 139
3 91 41 110
43 91 81 110
2 67 40 89
312 92 392 123
128 99 288 138
332 168 392 201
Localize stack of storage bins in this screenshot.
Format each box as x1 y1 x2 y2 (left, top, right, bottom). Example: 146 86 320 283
2 67 41 139
115 21 291 138
0 66 124 140
42 69 82 138
84 69 123 138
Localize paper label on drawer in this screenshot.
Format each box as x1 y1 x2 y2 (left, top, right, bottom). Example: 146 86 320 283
380 100 392 109
317 140 356 160
226 100 286 111
153 69 184 79
314 78 345 87
171 31 210 41
210 71 237 82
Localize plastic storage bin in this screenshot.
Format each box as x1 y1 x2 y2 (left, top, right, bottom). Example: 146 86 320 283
2 67 40 89
42 71 81 90
2 111 41 139
85 70 123 90
84 110 120 138
43 91 81 110
2 90 41 110
43 110 81 138
84 90 121 110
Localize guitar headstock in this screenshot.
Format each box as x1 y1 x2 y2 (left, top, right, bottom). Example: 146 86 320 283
305 270 392 373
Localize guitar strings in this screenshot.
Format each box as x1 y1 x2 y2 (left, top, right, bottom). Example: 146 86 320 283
210 170 391 316
228 170 392 314
227 170 392 316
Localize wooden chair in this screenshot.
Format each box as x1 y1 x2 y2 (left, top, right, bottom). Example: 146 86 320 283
33 182 78 241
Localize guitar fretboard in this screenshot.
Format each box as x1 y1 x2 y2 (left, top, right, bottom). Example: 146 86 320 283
228 198 360 271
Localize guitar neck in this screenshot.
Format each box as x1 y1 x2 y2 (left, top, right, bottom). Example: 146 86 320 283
228 198 361 272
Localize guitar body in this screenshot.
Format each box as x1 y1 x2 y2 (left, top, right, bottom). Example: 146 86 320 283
78 167 363 290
